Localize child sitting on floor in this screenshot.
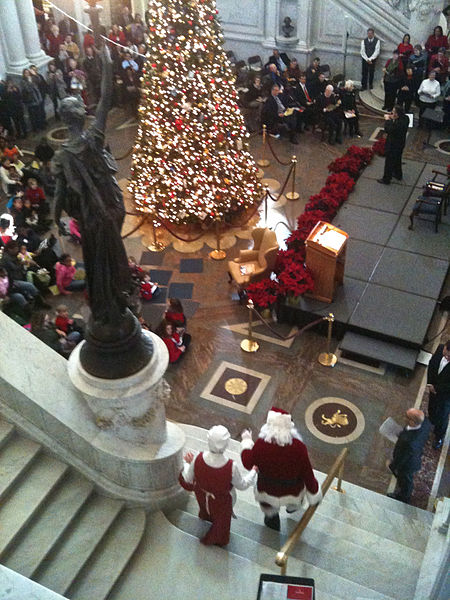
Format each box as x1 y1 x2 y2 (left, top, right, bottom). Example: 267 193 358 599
55 304 84 339
140 273 159 301
161 320 191 363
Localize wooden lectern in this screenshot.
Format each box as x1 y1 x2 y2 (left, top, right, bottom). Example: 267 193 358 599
305 221 348 303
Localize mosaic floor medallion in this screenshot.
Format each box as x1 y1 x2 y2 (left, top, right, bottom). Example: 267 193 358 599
200 361 270 414
305 397 365 444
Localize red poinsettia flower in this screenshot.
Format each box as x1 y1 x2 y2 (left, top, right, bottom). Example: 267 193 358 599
373 137 386 156
247 278 280 308
277 260 314 297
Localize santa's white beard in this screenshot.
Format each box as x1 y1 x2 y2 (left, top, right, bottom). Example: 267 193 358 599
258 424 303 446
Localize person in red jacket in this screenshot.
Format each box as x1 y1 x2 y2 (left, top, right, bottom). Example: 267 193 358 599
425 26 449 58
162 321 190 363
179 425 257 546
241 407 322 531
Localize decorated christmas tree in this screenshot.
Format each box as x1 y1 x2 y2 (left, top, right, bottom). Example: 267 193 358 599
129 0 262 227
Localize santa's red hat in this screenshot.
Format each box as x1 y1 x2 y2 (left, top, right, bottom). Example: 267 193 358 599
260 407 294 446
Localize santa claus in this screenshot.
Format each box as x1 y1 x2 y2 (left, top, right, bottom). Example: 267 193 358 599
179 425 257 546
241 407 322 530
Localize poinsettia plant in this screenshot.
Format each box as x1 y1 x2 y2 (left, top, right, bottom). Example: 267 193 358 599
277 260 314 297
373 137 386 156
328 156 362 176
246 278 280 309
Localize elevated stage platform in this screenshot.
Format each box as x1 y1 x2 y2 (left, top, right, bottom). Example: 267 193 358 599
279 158 450 370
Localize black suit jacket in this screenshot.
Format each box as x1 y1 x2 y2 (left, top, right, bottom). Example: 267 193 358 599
428 345 450 399
391 420 431 474
295 83 314 107
384 114 409 152
261 95 282 131
268 53 290 70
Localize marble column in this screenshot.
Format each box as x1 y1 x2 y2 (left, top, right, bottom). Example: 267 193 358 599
0 0 29 74
0 39 7 80
14 0 49 68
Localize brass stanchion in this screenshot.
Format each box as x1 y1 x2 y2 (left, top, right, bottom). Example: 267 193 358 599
318 313 337 367
332 459 346 494
147 218 166 252
285 155 300 201
241 300 259 352
257 124 270 168
209 220 226 260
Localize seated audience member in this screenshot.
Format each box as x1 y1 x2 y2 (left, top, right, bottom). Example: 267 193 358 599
10 196 25 228
261 84 299 144
318 84 343 145
30 311 79 356
25 178 48 215
397 33 414 67
286 58 302 82
140 273 159 301
69 217 81 242
417 71 441 127
164 297 187 328
121 51 139 73
305 57 321 84
243 75 264 133
55 303 83 342
162 320 191 363
409 45 428 99
429 48 449 83
1 158 22 195
0 240 41 309
383 49 404 112
3 139 22 162
0 266 29 321
295 73 314 127
34 138 55 166
35 234 59 282
64 34 80 60
340 80 361 137
397 67 414 113
18 243 37 270
425 25 448 58
268 48 289 73
267 63 284 88
22 199 39 229
0 214 16 246
55 253 85 295
309 72 327 101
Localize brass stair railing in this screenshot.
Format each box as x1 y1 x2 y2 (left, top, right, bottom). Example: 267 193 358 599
275 447 348 575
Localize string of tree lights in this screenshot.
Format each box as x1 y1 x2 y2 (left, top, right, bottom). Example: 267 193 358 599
128 0 262 227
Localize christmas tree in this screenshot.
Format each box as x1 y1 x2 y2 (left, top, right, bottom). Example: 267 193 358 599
129 0 262 227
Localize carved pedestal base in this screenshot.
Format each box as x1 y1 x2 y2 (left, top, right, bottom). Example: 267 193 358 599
68 331 170 445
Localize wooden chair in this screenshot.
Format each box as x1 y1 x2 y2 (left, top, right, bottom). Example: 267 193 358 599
248 55 263 72
228 228 278 290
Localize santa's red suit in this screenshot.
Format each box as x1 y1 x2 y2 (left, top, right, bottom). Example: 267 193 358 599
179 425 256 546
241 408 322 528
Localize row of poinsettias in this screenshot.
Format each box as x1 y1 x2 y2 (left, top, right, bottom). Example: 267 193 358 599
247 140 386 309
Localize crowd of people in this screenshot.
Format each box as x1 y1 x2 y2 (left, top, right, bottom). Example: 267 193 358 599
0 5 147 140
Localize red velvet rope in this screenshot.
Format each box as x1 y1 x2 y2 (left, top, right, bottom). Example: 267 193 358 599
250 307 326 340
266 134 293 166
265 162 294 203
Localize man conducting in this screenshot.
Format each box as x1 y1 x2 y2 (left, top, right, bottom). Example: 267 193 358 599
377 105 409 184
427 340 450 449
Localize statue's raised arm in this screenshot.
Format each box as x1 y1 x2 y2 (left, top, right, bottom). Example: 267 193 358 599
94 43 113 133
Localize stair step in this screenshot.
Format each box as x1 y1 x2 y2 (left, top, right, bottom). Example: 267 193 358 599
169 510 395 600
3 471 94 578
68 508 146 600
0 419 15 450
172 498 418 599
0 435 41 501
34 495 124 595
0 454 68 557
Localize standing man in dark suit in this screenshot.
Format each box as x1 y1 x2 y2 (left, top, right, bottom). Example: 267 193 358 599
388 409 431 503
427 341 450 449
377 105 409 184
361 28 381 90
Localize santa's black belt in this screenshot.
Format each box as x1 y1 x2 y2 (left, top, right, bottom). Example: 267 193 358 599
258 474 302 486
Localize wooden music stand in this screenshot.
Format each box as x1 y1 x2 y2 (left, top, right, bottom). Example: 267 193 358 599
305 221 349 303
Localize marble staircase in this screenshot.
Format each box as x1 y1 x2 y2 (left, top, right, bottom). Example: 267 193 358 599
0 418 146 600
359 83 386 114
0 417 440 600
163 423 434 600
